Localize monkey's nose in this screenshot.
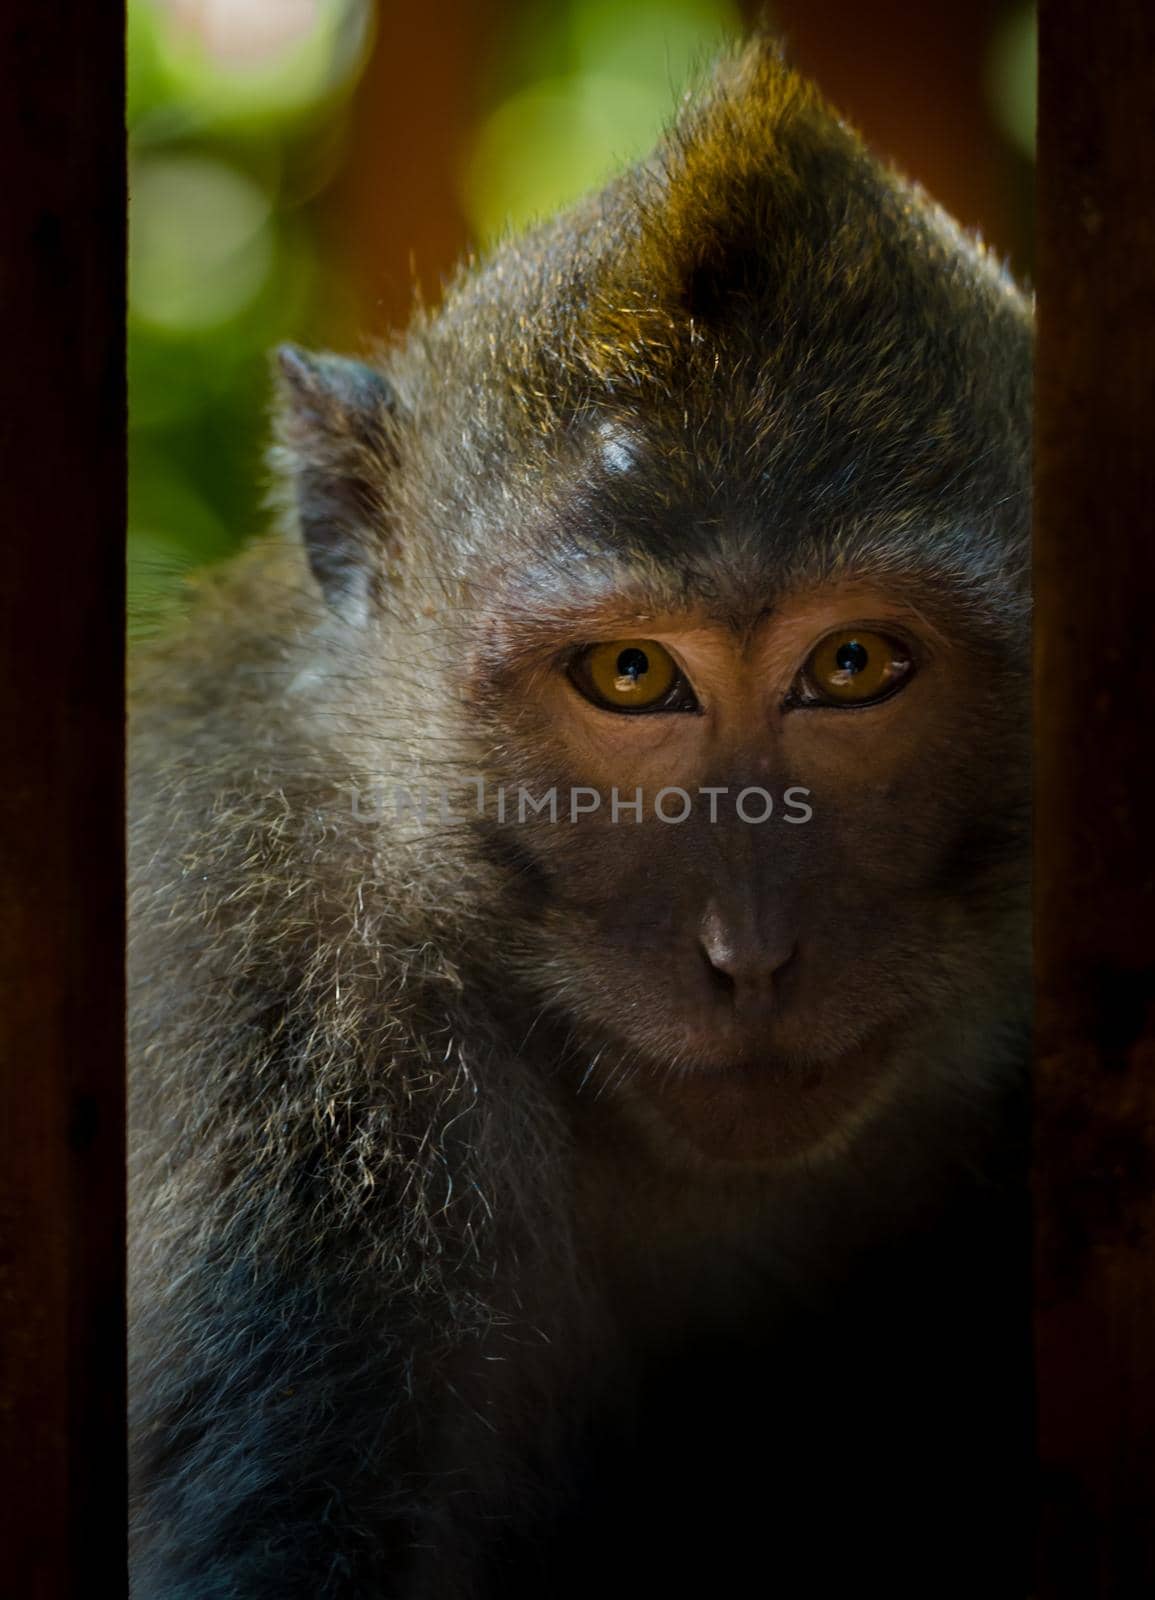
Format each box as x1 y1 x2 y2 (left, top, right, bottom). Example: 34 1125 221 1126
698 904 795 996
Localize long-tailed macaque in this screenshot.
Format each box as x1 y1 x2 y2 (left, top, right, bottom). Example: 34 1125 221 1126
129 38 1032 1599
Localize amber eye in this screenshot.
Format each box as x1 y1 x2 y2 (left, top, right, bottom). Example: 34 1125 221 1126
800 628 914 707
570 638 694 713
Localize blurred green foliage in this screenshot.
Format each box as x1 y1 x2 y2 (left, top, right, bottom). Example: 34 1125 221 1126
127 0 371 632
462 0 741 244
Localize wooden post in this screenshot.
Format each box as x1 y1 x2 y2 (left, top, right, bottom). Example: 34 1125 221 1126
0 5 126 1596
1034 1 1155 1594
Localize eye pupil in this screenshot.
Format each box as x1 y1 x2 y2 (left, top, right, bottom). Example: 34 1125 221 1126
571 638 690 714
616 647 649 682
835 640 868 675
803 627 913 709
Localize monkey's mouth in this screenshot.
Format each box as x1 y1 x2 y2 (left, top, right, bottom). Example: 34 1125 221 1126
610 986 872 1077
568 987 902 1164
612 1044 895 1167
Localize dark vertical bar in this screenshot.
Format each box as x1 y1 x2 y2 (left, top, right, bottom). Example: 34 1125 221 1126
0 6 126 1598
1034 1 1155 1595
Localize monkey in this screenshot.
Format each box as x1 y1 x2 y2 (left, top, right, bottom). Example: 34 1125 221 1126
128 36 1033 1600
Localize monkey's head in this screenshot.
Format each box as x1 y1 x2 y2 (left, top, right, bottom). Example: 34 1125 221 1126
274 42 1030 1166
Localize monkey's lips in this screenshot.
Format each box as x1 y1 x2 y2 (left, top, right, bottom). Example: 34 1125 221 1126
581 991 901 1166
629 981 874 1075
627 1044 898 1166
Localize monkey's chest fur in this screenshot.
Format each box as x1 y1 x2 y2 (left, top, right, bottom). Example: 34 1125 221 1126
467 1171 1023 1593
450 1123 1031 1600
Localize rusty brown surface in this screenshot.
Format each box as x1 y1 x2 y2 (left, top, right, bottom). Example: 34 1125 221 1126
0 4 126 1595
326 0 500 339
1034 0 1155 1593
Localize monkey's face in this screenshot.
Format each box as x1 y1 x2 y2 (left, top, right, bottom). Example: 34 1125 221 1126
273 65 1032 1164
469 558 1028 1164
271 38 1032 1163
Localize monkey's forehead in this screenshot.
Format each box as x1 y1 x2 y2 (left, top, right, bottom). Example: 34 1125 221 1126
428 401 1029 653
392 298 1030 645
441 324 1029 599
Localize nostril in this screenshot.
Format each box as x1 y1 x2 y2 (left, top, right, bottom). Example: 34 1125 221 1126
701 945 737 996
699 904 742 984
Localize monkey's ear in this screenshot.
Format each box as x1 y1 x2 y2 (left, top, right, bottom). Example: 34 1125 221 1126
274 344 401 619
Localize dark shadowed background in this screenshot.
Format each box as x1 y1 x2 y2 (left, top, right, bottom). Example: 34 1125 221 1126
127 0 1034 623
